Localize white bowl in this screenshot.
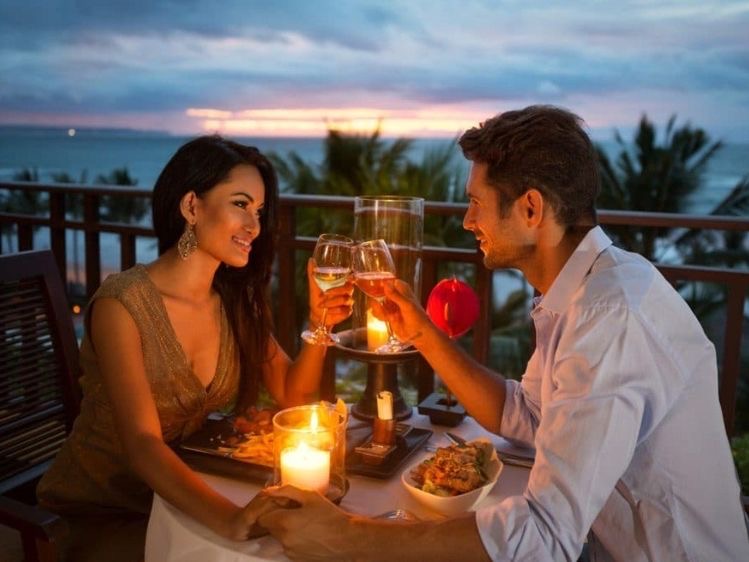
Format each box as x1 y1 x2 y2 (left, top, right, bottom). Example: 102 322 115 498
401 439 503 517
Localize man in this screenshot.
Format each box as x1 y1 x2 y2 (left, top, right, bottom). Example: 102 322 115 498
259 106 749 561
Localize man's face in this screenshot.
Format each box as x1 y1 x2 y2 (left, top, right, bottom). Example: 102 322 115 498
462 162 530 270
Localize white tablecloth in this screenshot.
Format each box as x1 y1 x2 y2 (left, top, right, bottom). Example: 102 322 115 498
145 412 531 562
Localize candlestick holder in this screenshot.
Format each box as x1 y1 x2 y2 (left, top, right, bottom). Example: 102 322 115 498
335 328 418 421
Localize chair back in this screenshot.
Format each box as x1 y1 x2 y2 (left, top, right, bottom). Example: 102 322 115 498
0 250 81 495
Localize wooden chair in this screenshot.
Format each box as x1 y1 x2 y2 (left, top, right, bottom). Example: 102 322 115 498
0 250 81 562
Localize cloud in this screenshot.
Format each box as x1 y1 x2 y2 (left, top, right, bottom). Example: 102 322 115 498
1 0 748 139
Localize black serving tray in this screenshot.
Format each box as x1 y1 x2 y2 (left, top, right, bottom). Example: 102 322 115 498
346 426 432 479
177 417 432 483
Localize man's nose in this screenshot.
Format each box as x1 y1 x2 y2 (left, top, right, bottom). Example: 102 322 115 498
463 210 474 231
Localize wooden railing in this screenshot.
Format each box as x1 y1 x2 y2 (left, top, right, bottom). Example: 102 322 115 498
1 181 748 435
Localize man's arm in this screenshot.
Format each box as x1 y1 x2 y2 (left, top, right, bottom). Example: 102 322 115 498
260 487 492 562
383 280 507 433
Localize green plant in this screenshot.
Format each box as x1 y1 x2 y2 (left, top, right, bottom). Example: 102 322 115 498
731 433 749 496
95 167 149 224
596 114 722 260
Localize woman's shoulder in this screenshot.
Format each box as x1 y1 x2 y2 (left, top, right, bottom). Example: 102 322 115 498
92 264 154 302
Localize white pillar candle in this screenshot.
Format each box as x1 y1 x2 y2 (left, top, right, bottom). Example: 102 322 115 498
367 309 390 351
376 390 393 420
280 441 330 492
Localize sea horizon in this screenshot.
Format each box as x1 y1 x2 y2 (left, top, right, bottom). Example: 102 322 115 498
2 124 748 215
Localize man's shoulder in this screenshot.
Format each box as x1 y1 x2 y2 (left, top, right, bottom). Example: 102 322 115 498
573 245 659 309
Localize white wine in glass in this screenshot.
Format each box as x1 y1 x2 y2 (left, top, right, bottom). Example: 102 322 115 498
301 233 354 346
352 239 411 354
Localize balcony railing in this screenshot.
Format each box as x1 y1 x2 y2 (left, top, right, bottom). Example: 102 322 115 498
2 180 748 435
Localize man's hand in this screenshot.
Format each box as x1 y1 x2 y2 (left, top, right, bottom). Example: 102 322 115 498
226 489 300 541
377 279 432 345
259 486 357 560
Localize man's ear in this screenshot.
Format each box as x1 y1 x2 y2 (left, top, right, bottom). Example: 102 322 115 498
179 191 198 223
522 189 544 227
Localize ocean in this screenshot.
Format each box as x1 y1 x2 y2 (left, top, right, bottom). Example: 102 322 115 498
1 126 748 274
1 126 747 212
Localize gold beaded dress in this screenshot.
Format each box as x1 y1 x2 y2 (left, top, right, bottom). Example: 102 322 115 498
37 265 239 560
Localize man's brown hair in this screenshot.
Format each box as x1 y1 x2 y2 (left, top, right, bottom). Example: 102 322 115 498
458 105 600 227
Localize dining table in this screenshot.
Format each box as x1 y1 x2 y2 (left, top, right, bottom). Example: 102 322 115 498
144 409 533 562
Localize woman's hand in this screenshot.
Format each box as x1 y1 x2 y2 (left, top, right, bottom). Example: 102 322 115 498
226 490 300 541
307 258 354 329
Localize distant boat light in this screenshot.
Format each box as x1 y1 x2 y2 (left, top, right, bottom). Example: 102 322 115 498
68 128 76 137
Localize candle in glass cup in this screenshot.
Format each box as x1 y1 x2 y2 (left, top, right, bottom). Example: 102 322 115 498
280 441 330 492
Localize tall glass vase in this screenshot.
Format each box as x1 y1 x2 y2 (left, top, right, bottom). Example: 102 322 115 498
343 196 424 420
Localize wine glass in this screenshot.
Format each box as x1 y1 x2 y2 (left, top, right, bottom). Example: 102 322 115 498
301 233 354 346
352 239 411 354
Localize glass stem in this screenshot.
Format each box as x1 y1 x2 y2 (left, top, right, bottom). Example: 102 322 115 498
317 307 329 334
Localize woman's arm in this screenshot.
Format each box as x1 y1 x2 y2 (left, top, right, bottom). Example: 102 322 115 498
262 259 353 407
91 297 260 540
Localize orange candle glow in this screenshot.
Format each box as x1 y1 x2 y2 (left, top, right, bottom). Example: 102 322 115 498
367 309 389 351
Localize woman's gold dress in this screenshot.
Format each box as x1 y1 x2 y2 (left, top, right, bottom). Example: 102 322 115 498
37 265 240 561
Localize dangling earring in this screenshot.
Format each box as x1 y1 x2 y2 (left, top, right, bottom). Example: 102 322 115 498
177 223 197 260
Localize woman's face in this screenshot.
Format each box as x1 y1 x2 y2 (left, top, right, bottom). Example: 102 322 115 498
192 164 266 268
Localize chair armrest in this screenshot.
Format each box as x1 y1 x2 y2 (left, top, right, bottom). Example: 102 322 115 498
0 495 63 540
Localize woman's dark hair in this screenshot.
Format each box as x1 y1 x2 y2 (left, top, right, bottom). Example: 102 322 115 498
458 105 600 227
152 135 279 411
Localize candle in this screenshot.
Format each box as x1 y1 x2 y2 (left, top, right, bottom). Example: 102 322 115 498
367 309 389 351
280 441 330 492
376 391 393 420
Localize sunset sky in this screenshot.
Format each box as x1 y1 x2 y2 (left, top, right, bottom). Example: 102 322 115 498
1 0 748 140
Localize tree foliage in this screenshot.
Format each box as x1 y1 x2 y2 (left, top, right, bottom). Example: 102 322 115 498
94 167 149 224
596 115 724 260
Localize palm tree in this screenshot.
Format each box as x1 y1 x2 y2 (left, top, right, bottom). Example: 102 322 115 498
675 177 749 269
279 128 471 245
596 115 724 260
597 114 749 267
94 167 149 224
1 168 48 251
50 171 87 292
270 127 472 325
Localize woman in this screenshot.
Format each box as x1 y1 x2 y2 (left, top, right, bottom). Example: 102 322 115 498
36 136 353 561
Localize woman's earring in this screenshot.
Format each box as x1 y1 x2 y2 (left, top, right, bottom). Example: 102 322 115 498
177 223 197 260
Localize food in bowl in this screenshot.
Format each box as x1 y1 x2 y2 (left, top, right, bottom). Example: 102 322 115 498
410 441 491 496
402 439 502 516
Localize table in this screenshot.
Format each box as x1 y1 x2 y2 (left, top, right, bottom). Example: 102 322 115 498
145 411 532 562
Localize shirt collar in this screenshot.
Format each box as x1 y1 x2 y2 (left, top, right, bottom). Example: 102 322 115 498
537 226 612 315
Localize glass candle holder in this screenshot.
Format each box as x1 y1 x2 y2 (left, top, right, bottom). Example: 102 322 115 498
272 403 347 502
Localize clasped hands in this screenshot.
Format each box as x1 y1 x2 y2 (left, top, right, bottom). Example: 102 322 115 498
238 485 354 558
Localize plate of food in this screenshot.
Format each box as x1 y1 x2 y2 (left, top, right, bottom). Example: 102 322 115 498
177 408 277 482
401 438 502 517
